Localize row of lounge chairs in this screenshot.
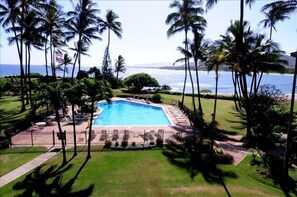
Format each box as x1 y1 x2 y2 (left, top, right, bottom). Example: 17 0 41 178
168 106 189 123
98 129 165 142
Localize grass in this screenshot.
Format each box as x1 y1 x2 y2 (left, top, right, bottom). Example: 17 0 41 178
0 146 47 176
160 93 245 135
0 96 31 130
0 148 285 197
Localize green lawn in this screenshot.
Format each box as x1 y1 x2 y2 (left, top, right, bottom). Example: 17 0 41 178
0 96 31 130
0 148 285 197
0 147 47 176
160 94 245 135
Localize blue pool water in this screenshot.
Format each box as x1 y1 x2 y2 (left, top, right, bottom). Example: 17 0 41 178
93 100 171 126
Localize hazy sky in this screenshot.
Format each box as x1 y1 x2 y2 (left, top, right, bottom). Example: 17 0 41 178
0 0 297 67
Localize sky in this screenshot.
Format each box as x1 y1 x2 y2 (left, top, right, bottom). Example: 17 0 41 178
0 0 297 67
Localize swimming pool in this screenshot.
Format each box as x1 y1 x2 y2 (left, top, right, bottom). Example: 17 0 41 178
93 100 171 126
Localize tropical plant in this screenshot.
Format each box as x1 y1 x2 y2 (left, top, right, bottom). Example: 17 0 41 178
82 78 112 159
64 82 84 157
114 55 126 84
190 32 209 115
219 21 286 140
39 81 67 165
205 43 229 152
37 0 65 78
0 0 26 112
165 0 206 107
65 0 100 77
99 10 122 76
124 73 160 92
260 3 290 40
57 53 73 80
261 0 297 182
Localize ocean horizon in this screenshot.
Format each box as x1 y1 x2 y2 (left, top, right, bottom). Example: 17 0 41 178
0 64 295 95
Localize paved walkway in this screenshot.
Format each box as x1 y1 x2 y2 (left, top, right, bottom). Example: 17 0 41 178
0 150 58 187
216 134 250 165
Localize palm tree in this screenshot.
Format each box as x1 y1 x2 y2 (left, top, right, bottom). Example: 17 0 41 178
99 10 122 75
82 78 112 160
114 55 126 85
37 0 64 77
174 45 196 113
41 82 67 165
70 42 89 80
57 53 73 80
166 0 206 107
262 0 297 184
205 44 229 153
0 0 26 112
64 82 83 157
260 3 290 40
220 20 286 140
190 31 209 114
65 0 100 77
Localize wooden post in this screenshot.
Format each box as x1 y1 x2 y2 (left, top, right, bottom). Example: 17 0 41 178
52 130 55 146
31 129 33 146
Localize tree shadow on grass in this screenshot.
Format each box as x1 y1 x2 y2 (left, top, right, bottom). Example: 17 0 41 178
13 163 94 197
163 134 237 197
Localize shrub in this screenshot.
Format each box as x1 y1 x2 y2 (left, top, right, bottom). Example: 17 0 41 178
115 141 119 147
149 141 155 146
156 138 163 148
123 73 159 92
0 136 9 150
121 140 128 147
104 140 112 149
152 93 162 103
131 142 136 147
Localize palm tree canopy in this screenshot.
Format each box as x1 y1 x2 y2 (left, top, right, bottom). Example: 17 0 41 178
99 9 122 39
0 0 21 28
65 0 101 44
219 20 287 74
115 55 126 73
165 0 206 38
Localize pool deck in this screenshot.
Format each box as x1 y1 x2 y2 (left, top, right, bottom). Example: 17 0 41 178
11 98 193 146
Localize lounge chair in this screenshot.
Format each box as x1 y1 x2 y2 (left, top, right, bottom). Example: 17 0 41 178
112 130 119 141
123 130 129 140
100 130 107 141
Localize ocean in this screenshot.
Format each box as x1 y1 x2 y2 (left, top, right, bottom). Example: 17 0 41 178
0 64 294 95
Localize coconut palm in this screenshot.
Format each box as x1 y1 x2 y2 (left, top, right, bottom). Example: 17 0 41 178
37 0 65 78
166 0 206 108
205 44 229 153
64 82 84 157
99 9 122 75
220 20 287 140
260 3 290 40
262 0 297 184
82 78 112 160
70 41 90 80
0 0 26 112
41 81 67 165
114 55 126 85
190 31 209 114
57 53 73 80
65 0 101 77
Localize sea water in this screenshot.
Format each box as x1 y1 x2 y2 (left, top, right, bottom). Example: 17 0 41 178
0 64 294 95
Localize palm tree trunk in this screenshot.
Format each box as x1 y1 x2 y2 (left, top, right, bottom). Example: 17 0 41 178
28 47 32 106
44 40 49 76
25 45 29 105
16 10 26 112
77 34 82 76
86 101 95 159
72 53 78 81
211 66 219 152
283 53 297 183
55 109 67 165
187 57 196 113
269 26 273 40
72 104 77 156
194 60 203 114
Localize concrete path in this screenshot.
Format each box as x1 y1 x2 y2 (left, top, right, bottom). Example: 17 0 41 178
0 151 58 187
